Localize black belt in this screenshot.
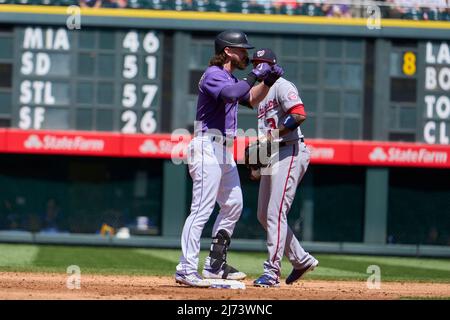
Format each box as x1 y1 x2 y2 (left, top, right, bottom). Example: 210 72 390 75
280 138 304 147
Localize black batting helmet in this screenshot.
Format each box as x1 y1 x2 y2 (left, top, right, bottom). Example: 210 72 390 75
214 30 254 54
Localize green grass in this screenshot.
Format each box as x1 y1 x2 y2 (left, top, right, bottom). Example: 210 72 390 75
0 244 449 283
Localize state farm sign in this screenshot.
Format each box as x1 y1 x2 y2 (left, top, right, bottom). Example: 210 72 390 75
353 142 450 168
121 134 192 158
1 130 449 168
24 134 105 151
139 138 188 156
307 140 352 164
6 129 121 156
309 146 335 160
369 147 448 164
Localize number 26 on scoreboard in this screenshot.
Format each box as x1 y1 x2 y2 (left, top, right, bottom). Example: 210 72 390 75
121 110 157 134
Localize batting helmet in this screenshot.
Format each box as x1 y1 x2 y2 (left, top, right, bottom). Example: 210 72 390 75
214 30 254 54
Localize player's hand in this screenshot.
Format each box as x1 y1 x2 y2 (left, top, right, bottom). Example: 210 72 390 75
251 62 272 80
264 64 284 87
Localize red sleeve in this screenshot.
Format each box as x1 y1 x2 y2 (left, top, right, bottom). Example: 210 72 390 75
287 104 306 117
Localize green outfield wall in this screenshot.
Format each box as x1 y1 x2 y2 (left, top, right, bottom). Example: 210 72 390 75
0 6 449 255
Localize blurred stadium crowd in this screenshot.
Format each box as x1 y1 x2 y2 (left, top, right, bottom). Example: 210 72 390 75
0 0 449 21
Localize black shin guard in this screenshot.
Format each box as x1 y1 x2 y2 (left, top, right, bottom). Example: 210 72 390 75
208 229 238 279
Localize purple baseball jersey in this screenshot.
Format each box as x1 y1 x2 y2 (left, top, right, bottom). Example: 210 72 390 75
196 66 240 137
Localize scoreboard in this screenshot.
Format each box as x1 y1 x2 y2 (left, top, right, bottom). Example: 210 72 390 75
0 8 448 247
424 42 450 145
0 23 448 154
13 26 162 134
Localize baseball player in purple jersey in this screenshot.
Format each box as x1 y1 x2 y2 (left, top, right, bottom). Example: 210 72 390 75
246 48 319 287
175 31 283 287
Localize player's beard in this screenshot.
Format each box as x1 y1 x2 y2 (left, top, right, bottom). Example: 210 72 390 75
231 55 249 70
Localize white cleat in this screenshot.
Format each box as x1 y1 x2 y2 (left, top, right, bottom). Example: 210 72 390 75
175 272 211 287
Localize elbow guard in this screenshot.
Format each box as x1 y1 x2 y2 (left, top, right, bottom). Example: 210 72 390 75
282 114 300 131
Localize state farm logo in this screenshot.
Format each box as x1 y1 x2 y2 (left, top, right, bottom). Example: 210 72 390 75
23 134 104 151
139 139 186 155
369 147 388 161
368 147 448 164
24 135 43 149
139 140 158 154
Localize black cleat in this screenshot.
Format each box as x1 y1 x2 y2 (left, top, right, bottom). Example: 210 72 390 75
285 258 319 285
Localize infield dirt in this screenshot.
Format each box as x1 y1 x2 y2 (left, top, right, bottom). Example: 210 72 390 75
0 272 449 300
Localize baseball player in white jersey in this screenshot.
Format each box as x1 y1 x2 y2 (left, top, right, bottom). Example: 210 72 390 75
175 32 282 287
246 48 319 287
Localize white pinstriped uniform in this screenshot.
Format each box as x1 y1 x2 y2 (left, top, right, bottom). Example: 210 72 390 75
256 77 316 280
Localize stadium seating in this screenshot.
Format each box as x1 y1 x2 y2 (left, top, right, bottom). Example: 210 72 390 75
0 0 449 21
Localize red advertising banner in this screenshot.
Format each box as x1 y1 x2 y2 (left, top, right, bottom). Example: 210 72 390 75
121 133 192 159
0 129 6 152
306 139 353 165
351 141 450 168
1 129 449 169
5 129 122 156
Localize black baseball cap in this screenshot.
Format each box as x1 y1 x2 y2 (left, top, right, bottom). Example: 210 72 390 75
250 48 277 64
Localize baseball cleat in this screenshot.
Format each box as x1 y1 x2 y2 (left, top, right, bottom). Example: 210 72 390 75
175 272 211 287
285 257 319 285
202 265 247 280
253 274 280 288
